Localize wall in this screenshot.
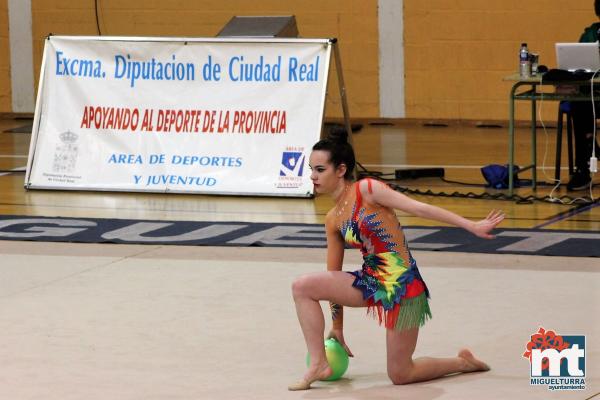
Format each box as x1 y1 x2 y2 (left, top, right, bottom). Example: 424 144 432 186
26 0 379 118
404 0 597 121
0 0 10 112
4 1 599 121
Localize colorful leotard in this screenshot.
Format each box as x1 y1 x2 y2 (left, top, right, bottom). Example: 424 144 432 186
337 178 431 331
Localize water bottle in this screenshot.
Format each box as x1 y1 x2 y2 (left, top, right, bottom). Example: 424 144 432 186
519 43 531 78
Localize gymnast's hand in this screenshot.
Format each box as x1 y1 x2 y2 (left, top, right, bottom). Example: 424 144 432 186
469 210 505 239
327 328 354 357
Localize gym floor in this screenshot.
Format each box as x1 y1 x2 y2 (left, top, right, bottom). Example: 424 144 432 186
0 117 598 399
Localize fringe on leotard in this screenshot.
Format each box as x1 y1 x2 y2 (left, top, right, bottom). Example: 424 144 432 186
366 292 432 331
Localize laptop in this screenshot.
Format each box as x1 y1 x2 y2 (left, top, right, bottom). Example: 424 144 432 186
555 42 600 72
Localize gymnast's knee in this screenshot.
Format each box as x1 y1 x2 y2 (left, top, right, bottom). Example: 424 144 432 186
291 275 312 299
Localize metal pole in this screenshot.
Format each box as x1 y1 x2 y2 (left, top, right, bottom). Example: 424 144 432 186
531 89 537 191
331 39 356 179
508 83 518 196
332 39 353 141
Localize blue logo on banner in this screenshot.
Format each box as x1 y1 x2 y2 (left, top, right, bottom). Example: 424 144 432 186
280 152 305 177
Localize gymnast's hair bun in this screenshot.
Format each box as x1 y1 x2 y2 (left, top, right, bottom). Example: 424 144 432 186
327 125 349 144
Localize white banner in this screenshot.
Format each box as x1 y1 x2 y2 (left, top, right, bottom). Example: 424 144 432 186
25 36 333 196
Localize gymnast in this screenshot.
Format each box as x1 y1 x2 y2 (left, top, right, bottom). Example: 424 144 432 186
289 133 504 390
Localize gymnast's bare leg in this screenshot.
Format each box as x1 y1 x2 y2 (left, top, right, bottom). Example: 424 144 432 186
289 271 365 390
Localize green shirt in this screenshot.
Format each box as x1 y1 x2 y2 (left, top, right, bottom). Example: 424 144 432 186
579 22 600 43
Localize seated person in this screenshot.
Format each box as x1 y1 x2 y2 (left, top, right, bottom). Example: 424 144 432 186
568 0 600 190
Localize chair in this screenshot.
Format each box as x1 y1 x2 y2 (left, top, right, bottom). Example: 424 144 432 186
555 101 574 181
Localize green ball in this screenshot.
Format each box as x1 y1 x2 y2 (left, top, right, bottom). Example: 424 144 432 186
306 338 350 381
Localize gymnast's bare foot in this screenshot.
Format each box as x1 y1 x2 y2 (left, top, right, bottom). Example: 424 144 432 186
288 362 333 391
458 349 491 372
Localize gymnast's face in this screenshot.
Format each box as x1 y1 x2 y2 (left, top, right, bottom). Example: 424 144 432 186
309 150 346 194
